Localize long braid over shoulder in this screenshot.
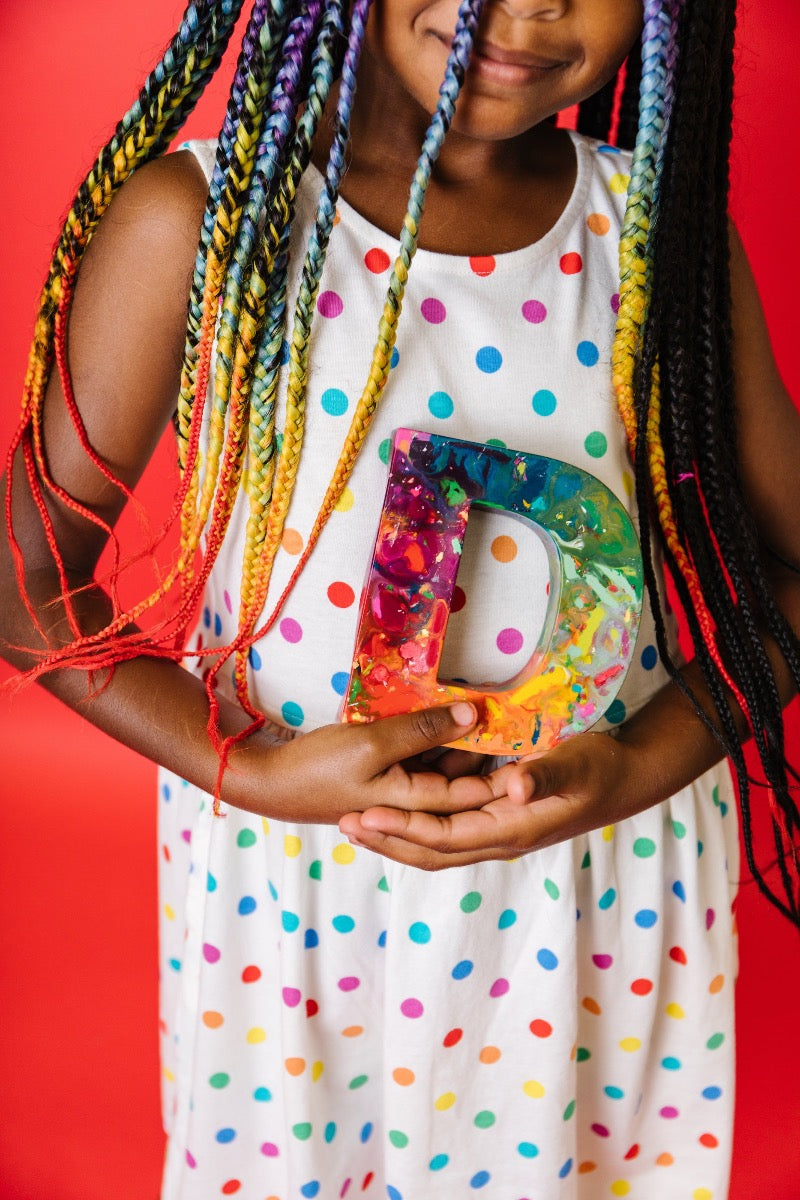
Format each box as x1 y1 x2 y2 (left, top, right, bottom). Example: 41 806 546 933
7 0 800 919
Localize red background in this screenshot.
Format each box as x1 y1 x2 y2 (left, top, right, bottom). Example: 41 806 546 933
1 2 798 1197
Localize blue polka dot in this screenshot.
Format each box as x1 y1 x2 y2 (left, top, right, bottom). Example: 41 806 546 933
161 783 172 801
378 930 387 948
698 840 704 858
387 1187 403 1200
518 1142 539 1158
301 1183 321 1199
331 671 349 695
282 910 300 932
304 928 319 949
249 644 262 670
254 1086 272 1101
324 1122 336 1143
672 880 687 902
558 1159 574 1180
470 1171 491 1189
598 144 621 154
577 340 600 367
216 1127 236 1144
598 888 616 910
169 957 181 971
390 347 399 368
476 346 502 373
206 872 217 893
635 908 658 928
280 339 290 365
428 390 454 419
332 914 355 933
532 388 557 416
604 1085 625 1100
662 1056 682 1070
321 387 348 417
537 947 559 971
214 612 222 637
268 880 279 902
360 1122 373 1143
429 1154 449 1171
281 700 304 727
238 895 257 916
409 921 431 944
498 909 517 929
605 699 626 725
452 959 473 979
203 606 211 628
641 644 658 670
702 1086 723 1100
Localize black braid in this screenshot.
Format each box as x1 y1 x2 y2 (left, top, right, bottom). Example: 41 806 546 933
617 37 643 150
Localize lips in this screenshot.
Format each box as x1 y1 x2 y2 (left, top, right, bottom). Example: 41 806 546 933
473 40 566 71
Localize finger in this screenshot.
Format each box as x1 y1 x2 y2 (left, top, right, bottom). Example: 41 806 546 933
363 702 478 773
340 824 499 870
342 804 523 855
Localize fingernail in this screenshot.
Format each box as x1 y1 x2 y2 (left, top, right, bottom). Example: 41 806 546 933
347 836 366 847
450 701 475 726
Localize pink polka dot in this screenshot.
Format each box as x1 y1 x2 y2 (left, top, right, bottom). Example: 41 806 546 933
261 1143 280 1157
280 617 303 643
421 297 446 324
610 293 620 314
522 299 547 324
592 953 613 969
489 978 510 998
338 976 360 991
469 255 496 276
560 252 583 275
364 247 390 273
706 907 716 930
223 589 233 613
317 290 344 318
496 627 523 654
282 986 301 1007
660 1106 680 1119
400 997 424 1018
591 1123 611 1138
203 942 221 963
186 1151 197 1169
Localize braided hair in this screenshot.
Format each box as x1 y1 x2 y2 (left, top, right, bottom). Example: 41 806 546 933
8 0 800 922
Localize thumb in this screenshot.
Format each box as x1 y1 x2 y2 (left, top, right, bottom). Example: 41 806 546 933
372 701 477 767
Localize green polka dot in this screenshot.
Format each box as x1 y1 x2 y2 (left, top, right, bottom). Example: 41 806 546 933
237 828 257 848
389 1129 409 1148
706 1032 725 1050
379 438 391 465
474 1111 495 1129
544 878 560 900
581 851 591 869
712 785 721 807
292 1122 312 1140
584 431 608 458
486 438 506 449
563 1099 576 1121
576 1047 591 1063
349 1075 369 1089
460 891 482 913
633 837 656 858
672 820 686 839
377 876 390 893
309 860 322 880
209 1072 230 1089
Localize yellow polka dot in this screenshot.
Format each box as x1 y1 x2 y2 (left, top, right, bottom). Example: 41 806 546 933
335 487 354 513
202 1010 224 1029
523 1080 545 1099
709 973 725 994
622 470 634 498
163 903 175 921
261 817 271 836
393 1067 415 1086
619 1037 641 1053
341 1025 364 1038
490 535 518 563
610 172 631 194
311 1060 324 1081
162 1066 175 1082
666 1002 686 1020
285 1057 306 1076
332 842 356 865
479 1045 501 1064
602 824 615 841
282 527 303 555
434 1091 456 1111
284 834 302 858
611 1182 631 1197
587 212 611 236
247 1027 266 1044
693 1190 713 1200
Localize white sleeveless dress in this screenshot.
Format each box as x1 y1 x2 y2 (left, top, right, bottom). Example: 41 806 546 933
157 134 739 1200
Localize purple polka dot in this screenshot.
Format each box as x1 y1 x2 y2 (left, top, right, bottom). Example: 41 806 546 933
591 1123 610 1138
186 1150 197 1169
489 978 510 998
400 997 424 1018
522 299 547 324
280 617 303 644
317 290 343 318
282 986 301 1007
338 976 360 992
706 907 716 930
592 953 613 969
203 942 221 963
610 293 620 314
261 1142 280 1157
421 297 446 324
223 589 233 614
496 627 523 654
660 1106 680 1119
181 828 191 844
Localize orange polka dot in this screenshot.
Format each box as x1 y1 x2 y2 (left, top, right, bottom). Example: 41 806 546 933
393 1067 415 1086
221 1181 241 1195
469 254 496 276
479 1045 501 1064
282 527 303 555
587 212 611 236
709 973 725 994
333 208 341 225
578 1161 597 1174
202 1010 224 1028
285 1057 306 1076
327 580 355 608
700 1133 719 1149
582 996 602 1015
490 534 518 563
341 1025 364 1038
656 1153 675 1167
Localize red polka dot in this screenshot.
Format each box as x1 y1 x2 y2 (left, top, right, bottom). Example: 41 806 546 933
443 1027 463 1047
669 945 688 965
631 977 653 996
364 247 391 273
469 255 496 276
306 998 319 1018
221 1182 241 1195
451 585 467 613
560 251 583 275
699 1133 719 1149
529 1019 553 1038
242 964 262 983
624 1143 640 1160
327 581 355 608
362 1172 374 1190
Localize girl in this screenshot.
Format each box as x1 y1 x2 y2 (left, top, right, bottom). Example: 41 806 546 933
2 2 799 1199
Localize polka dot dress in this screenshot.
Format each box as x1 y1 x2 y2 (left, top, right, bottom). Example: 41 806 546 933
158 135 739 1200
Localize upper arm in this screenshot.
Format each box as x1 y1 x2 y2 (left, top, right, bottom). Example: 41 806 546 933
730 222 800 568
13 149 209 575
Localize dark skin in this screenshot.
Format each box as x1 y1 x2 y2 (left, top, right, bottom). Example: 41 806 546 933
1 0 799 869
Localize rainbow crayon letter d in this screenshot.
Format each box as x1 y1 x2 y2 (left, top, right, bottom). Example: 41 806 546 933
343 429 643 755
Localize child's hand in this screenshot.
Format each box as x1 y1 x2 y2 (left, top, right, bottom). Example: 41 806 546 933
337 731 655 868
